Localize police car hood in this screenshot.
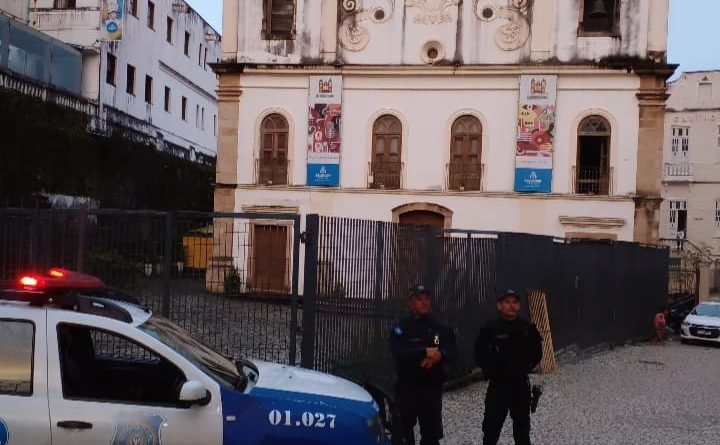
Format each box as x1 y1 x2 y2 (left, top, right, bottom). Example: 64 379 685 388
685 314 720 328
252 361 373 403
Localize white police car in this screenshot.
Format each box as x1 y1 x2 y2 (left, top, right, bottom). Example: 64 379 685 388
680 301 720 344
0 269 388 445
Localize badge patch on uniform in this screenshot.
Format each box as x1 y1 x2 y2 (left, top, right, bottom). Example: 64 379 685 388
393 325 403 336
111 415 165 445
0 417 9 445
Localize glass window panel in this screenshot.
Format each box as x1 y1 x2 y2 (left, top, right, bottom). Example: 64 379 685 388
0 14 9 68
263 134 273 150
375 137 385 154
390 137 399 155
50 41 81 94
0 320 34 396
9 22 50 83
470 138 479 155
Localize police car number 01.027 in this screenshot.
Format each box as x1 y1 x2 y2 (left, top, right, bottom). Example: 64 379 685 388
268 410 336 428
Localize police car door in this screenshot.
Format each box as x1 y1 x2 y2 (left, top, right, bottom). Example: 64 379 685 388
46 310 222 445
0 306 51 445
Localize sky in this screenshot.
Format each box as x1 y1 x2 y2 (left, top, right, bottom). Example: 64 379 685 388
186 0 720 77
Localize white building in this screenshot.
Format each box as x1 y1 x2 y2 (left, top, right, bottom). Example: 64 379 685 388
213 0 675 291
661 71 720 257
0 0 28 22
21 0 220 159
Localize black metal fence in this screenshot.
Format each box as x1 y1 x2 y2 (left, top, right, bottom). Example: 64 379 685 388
0 208 301 365
302 216 669 395
1 209 669 397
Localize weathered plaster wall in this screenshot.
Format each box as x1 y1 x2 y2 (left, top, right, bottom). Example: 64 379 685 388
0 0 29 22
227 0 668 66
233 67 640 195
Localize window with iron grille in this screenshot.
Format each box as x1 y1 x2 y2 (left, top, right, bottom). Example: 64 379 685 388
258 114 289 185
671 126 690 158
54 0 76 8
715 199 720 230
579 0 620 35
262 0 296 40
575 115 611 194
449 115 482 191
371 115 402 190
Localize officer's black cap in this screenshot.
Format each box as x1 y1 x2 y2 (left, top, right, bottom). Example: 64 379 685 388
409 284 432 299
497 289 521 302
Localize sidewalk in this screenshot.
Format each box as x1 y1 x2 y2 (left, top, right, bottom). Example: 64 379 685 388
441 341 720 445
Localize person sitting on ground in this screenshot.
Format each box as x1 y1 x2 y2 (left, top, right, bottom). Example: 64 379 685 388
653 307 673 345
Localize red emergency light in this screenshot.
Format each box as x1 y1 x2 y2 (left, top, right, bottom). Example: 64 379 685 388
15 268 104 292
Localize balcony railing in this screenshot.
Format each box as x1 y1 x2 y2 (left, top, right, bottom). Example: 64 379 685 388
368 161 403 190
573 166 612 195
447 162 484 191
664 163 693 180
255 159 288 186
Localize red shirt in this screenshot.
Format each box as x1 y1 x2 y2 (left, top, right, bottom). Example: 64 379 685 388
654 313 666 329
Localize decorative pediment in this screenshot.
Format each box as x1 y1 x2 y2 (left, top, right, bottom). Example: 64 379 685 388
406 0 460 25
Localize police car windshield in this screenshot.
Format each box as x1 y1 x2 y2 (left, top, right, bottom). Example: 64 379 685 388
692 304 720 318
139 316 245 389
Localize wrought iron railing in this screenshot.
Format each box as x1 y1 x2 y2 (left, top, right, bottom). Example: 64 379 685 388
446 162 484 191
368 161 402 190
573 166 612 195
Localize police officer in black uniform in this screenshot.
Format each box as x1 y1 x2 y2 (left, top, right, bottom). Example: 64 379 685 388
475 290 543 445
390 285 458 445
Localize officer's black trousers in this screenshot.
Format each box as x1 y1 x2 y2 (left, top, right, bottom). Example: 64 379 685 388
396 385 443 445
482 378 531 445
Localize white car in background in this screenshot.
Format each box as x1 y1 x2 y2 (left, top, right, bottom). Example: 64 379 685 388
681 302 720 344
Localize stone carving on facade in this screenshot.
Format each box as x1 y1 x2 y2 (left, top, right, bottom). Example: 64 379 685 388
406 0 460 25
339 0 394 52
476 0 531 51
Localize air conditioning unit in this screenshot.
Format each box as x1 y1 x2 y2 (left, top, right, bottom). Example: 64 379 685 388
172 2 188 13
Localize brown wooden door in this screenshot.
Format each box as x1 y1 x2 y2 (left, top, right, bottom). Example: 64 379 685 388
399 210 445 229
371 115 402 189
449 116 482 190
252 225 288 293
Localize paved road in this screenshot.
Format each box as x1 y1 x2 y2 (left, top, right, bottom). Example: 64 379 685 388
441 341 720 445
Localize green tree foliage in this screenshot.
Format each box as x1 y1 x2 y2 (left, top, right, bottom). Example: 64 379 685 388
0 90 214 210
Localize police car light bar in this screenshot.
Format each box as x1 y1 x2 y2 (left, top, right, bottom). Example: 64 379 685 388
17 268 104 291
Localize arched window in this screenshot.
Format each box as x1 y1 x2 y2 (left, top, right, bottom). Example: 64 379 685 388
575 115 611 194
258 114 289 185
370 115 402 190
448 115 483 191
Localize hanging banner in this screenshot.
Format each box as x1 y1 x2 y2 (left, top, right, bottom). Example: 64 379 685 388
307 75 342 187
101 0 125 41
514 75 557 193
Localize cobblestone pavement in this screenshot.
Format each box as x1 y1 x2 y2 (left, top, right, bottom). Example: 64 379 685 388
441 341 720 445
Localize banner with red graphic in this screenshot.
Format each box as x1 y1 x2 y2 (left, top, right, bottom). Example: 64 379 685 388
307 76 342 186
514 75 557 193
